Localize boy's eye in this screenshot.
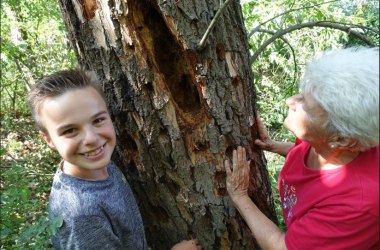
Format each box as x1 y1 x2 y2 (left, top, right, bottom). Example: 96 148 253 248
94 117 106 124
62 128 76 135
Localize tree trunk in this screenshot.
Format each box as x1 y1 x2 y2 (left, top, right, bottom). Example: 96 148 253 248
58 0 277 249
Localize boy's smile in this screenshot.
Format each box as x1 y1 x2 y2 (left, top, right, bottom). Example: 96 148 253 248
39 86 116 180
80 143 106 158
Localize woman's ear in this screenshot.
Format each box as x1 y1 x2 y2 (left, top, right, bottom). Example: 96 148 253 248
337 137 358 148
39 131 56 150
329 136 358 149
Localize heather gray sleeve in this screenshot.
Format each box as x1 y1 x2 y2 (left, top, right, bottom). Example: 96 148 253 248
54 215 122 250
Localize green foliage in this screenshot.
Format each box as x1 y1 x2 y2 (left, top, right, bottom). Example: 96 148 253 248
341 0 380 46
1 0 76 118
242 0 379 140
266 152 286 230
0 1 73 248
1 118 61 249
243 0 379 132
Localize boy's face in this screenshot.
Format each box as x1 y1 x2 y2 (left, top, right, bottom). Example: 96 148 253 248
39 86 116 179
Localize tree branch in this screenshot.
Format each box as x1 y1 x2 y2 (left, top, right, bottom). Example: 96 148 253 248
253 29 298 88
14 56 33 91
324 20 380 35
197 0 235 50
248 0 340 39
250 21 377 65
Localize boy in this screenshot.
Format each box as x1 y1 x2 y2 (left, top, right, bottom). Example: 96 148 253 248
28 69 201 249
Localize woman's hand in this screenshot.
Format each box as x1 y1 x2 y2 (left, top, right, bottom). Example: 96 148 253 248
224 146 250 204
254 114 274 151
171 239 202 250
255 114 294 157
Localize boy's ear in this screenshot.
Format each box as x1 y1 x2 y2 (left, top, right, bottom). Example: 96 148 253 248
39 131 56 150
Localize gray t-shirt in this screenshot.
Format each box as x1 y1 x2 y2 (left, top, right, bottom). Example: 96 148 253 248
48 162 147 249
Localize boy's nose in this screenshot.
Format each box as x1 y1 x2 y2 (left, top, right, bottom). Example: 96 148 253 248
82 129 98 145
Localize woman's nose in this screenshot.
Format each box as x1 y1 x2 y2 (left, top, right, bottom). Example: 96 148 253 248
286 95 296 106
286 94 301 109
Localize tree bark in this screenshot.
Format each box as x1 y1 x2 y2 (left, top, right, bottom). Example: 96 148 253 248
58 0 277 249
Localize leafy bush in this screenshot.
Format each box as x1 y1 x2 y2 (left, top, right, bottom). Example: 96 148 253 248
1 0 76 118
1 118 61 249
0 1 74 248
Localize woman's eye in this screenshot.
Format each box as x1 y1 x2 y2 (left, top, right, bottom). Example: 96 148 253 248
296 95 304 102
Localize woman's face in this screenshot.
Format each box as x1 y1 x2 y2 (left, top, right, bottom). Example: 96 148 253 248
284 92 331 144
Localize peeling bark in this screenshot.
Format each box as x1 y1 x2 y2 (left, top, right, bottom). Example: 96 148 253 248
58 0 277 249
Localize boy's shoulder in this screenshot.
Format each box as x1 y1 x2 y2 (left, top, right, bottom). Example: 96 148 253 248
48 162 128 215
53 161 122 183
50 161 122 192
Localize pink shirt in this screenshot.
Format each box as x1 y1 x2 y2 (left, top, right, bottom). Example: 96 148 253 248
279 141 379 250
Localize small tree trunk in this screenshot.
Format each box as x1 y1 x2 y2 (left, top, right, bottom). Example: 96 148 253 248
58 0 277 249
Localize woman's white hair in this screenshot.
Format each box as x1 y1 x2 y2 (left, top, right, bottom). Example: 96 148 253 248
300 47 379 148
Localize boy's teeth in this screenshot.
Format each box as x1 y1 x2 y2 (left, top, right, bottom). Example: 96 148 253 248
85 146 102 157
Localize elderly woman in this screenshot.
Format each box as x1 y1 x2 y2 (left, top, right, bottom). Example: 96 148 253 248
225 47 379 250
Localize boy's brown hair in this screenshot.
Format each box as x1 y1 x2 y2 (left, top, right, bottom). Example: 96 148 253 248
27 68 105 134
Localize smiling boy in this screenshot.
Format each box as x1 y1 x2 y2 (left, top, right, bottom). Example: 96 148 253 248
28 69 201 249
28 69 147 249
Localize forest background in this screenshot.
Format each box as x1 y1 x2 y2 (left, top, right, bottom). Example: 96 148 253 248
1 0 379 248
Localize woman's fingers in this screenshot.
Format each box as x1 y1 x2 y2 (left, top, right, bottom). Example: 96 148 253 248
224 159 231 175
238 146 246 165
224 146 250 202
225 146 248 174
232 147 238 169
256 114 270 140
